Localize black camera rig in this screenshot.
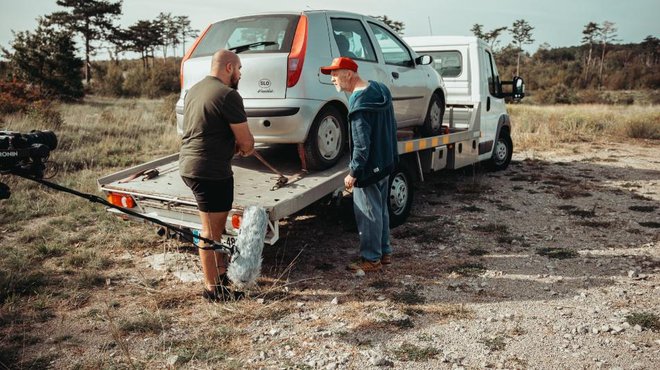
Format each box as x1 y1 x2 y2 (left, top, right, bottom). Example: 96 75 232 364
0 130 58 199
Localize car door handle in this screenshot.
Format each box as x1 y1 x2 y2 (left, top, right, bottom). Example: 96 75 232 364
391 72 399 79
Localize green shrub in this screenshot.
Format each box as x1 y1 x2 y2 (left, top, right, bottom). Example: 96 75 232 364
143 63 180 98
160 93 179 125
92 63 124 97
622 119 660 139
25 101 64 130
536 84 578 105
122 68 149 97
0 81 48 114
121 62 180 98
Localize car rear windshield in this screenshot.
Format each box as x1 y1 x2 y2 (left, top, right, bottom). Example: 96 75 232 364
191 14 300 58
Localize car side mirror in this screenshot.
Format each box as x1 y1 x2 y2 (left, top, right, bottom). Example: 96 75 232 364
498 76 525 101
415 55 433 65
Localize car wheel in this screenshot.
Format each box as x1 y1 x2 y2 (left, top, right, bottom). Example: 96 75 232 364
303 106 347 170
388 163 414 228
487 130 513 171
420 93 445 137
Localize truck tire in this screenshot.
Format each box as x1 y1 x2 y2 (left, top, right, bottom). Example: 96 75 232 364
303 106 347 170
420 93 445 137
487 130 513 171
388 163 414 228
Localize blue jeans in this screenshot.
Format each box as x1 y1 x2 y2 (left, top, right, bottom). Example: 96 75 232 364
353 176 391 262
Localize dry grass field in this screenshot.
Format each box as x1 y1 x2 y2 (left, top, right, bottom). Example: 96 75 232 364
0 98 659 369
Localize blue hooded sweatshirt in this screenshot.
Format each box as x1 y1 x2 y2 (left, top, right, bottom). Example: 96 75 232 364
348 80 399 187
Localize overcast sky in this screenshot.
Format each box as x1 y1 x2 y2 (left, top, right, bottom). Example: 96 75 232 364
2 0 658 58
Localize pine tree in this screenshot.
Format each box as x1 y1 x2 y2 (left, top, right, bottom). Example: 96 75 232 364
598 21 619 87
373 15 405 35
510 19 535 76
176 16 198 57
470 24 485 40
2 18 84 100
46 0 122 84
581 22 600 84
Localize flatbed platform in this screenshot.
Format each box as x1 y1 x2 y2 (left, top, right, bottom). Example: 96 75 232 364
99 145 348 221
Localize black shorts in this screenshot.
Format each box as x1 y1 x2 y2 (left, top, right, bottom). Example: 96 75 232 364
182 176 234 213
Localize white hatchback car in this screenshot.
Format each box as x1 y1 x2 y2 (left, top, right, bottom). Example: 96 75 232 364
177 10 446 169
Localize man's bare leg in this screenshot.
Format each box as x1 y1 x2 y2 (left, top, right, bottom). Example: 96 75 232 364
198 210 230 291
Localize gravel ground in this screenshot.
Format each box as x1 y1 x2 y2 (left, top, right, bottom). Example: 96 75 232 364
26 140 660 369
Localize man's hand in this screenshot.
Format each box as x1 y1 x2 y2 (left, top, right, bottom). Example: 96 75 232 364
239 147 255 157
344 174 356 190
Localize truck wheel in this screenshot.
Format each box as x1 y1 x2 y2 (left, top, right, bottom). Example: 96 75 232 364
303 106 347 170
388 164 414 228
488 130 513 171
420 93 445 137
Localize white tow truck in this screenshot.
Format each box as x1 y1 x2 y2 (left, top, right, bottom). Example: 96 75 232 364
98 36 524 248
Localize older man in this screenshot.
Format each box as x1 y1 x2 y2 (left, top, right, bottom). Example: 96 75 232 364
180 49 254 301
320 57 398 273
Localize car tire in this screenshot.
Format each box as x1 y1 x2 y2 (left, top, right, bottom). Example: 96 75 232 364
388 163 414 228
487 130 513 171
420 93 445 137
303 106 347 170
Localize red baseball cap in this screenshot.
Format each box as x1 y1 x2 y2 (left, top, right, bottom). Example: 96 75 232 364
320 57 358 75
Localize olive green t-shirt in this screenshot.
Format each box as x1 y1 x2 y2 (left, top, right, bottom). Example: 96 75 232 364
179 76 247 180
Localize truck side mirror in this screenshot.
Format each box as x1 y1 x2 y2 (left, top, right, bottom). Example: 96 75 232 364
498 76 525 101
513 76 525 100
415 55 433 65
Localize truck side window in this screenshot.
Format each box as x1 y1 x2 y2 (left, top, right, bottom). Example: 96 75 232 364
425 51 462 78
367 23 413 67
485 50 500 96
330 18 377 62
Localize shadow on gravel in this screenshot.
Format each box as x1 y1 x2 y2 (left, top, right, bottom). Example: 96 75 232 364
259 157 659 307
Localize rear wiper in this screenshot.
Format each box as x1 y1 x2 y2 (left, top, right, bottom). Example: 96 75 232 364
228 41 277 54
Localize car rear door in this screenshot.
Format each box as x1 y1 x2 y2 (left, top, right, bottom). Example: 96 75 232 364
326 16 387 94
366 22 428 126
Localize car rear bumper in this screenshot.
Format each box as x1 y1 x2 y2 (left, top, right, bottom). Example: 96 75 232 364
177 98 326 143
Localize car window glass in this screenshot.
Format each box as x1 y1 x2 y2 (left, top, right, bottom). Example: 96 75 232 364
330 18 377 62
192 15 298 57
367 23 412 67
425 51 462 78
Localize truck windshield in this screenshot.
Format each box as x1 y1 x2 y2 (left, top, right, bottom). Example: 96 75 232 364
191 15 299 58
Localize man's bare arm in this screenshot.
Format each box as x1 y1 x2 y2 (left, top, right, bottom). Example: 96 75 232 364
230 122 255 156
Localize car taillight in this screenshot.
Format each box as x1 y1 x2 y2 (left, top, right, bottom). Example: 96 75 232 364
180 24 212 89
107 193 135 208
231 214 242 229
287 14 308 88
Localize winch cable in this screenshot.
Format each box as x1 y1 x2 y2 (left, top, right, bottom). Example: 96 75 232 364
10 171 234 254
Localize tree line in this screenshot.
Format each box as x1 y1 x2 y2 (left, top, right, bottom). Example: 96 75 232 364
1 0 197 102
470 20 658 103
1 4 658 105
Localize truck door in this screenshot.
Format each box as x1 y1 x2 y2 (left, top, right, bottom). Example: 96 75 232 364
367 22 428 126
480 47 506 147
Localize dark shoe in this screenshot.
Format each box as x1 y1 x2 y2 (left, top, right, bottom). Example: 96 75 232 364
202 285 233 302
381 253 392 265
202 274 245 302
347 258 382 272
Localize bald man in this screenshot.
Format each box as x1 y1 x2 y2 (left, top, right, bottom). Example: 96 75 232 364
179 49 254 302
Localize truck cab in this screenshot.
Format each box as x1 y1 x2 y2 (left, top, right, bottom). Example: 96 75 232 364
404 36 524 170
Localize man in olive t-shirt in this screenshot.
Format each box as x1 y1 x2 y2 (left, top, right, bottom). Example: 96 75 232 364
180 49 254 301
